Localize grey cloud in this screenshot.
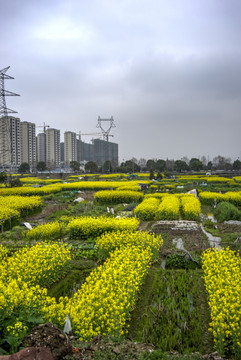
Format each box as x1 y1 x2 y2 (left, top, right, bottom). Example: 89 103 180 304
1 0 241 161
127 53 241 100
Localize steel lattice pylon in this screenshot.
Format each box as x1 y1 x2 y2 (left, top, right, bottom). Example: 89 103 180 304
0 67 20 168
96 116 115 142
96 116 116 166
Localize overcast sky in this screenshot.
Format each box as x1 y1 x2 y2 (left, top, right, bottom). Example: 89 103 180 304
1 0 241 162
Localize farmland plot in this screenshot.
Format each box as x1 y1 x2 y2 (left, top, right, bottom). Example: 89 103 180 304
0 173 241 359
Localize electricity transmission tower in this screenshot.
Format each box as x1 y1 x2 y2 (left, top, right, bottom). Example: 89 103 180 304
96 116 116 168
0 66 20 168
96 116 115 141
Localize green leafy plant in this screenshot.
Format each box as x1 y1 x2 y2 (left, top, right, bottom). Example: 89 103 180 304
165 254 202 270
214 201 241 222
76 244 97 259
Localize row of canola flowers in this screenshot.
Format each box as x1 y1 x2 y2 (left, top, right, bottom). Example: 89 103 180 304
7 174 241 182
134 193 201 221
26 216 139 241
0 175 241 197
0 196 42 227
202 248 241 356
1 189 241 232
0 181 150 196
0 229 162 347
12 193 200 241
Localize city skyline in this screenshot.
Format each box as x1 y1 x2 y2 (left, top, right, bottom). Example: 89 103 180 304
0 115 119 169
1 114 237 168
1 0 241 161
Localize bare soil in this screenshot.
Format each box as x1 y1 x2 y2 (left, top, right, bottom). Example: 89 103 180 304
140 220 210 253
20 323 224 360
22 323 155 360
24 203 69 225
23 323 72 360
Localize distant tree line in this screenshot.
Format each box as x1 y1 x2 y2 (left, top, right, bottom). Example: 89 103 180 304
1 156 240 177
83 156 241 174
114 156 241 174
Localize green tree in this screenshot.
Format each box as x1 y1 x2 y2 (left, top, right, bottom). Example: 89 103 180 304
233 159 241 170
85 161 98 173
224 162 232 171
174 160 189 173
146 159 156 171
102 160 113 173
207 161 213 170
156 159 166 171
36 161 47 172
18 162 30 174
149 168 155 180
120 160 140 173
10 178 22 187
70 161 80 172
189 158 203 171
0 171 7 185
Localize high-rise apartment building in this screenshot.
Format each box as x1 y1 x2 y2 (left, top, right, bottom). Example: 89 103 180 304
77 139 93 163
76 138 118 166
46 128 60 168
0 114 119 170
64 131 77 165
0 116 21 167
37 132 46 163
60 142 64 163
93 139 118 166
20 121 36 168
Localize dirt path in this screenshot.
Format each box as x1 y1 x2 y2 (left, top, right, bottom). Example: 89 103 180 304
24 202 69 225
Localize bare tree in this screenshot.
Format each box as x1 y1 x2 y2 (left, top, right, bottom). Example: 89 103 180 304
130 157 138 164
213 156 231 170
166 158 175 171
200 156 207 166
181 156 189 165
138 158 147 169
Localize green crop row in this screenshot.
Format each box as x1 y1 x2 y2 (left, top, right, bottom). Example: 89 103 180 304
133 269 203 353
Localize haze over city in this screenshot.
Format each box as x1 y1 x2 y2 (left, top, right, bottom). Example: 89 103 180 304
1 0 241 162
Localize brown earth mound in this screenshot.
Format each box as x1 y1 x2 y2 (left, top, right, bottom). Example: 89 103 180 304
22 323 72 360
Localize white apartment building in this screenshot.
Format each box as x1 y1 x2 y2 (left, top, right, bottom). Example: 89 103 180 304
46 128 60 168
0 116 21 167
64 131 77 165
20 121 36 168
